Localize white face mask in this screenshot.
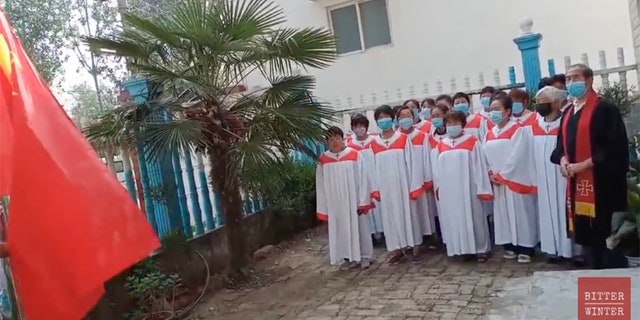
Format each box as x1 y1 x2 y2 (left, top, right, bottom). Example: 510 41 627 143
353 127 367 137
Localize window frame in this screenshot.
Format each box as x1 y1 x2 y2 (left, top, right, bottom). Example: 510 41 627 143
327 0 393 56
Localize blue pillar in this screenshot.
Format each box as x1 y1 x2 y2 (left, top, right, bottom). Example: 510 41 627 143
213 192 224 226
172 152 191 236
547 59 556 76
122 148 137 203
183 150 204 235
137 142 157 234
513 31 543 93
195 152 215 230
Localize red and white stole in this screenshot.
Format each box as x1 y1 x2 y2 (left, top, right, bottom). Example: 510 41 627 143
561 90 599 235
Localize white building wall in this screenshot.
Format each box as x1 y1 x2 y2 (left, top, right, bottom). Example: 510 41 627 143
248 0 633 115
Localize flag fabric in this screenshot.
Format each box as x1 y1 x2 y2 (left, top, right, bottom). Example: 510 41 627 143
0 10 160 320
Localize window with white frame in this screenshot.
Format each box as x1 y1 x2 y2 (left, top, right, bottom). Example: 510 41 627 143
329 0 391 55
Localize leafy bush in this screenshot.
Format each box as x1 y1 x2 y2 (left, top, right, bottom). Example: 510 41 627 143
607 168 640 257
245 157 317 241
598 82 639 119
123 259 181 320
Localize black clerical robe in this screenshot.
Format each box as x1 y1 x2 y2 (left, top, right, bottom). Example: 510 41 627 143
550 95 629 246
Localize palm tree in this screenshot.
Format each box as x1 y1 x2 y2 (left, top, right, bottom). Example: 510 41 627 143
83 0 337 276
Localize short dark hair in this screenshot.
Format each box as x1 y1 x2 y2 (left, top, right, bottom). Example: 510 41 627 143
326 126 344 139
432 103 449 115
350 113 369 129
551 73 566 85
507 88 528 103
436 94 453 105
538 77 552 90
452 92 470 104
422 98 436 107
374 105 395 120
444 110 467 127
396 105 414 119
480 86 498 96
490 92 513 111
403 99 420 108
569 64 594 79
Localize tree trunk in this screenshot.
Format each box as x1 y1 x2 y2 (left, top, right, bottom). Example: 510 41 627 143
208 147 246 278
130 147 146 213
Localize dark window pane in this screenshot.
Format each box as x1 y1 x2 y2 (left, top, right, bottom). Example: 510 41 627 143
359 0 391 49
330 5 362 54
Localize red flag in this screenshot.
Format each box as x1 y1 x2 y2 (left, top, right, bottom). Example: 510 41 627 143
0 10 160 320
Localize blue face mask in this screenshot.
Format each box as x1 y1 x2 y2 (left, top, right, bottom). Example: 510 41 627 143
419 109 431 120
432 117 444 128
398 118 413 130
411 109 420 120
489 110 503 124
512 102 524 115
480 97 491 109
446 125 462 137
377 118 394 131
453 103 470 113
567 81 587 99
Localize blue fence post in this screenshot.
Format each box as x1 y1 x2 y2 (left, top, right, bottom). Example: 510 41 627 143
121 148 137 203
183 149 204 235
195 152 215 230
508 66 517 86
547 59 556 76
172 152 191 236
213 192 224 226
513 19 543 93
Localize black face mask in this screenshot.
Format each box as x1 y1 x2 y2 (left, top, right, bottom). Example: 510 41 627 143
536 103 552 117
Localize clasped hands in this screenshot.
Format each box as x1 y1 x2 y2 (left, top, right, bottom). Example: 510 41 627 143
560 157 591 177
488 171 501 185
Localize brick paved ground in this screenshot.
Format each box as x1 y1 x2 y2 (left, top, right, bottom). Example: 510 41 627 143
189 226 573 320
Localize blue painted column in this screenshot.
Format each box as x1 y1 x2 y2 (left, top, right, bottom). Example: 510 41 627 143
513 20 543 93
508 66 517 86
172 152 191 236
121 147 137 203
213 192 224 226
136 142 157 234
547 59 556 76
195 152 215 230
183 150 204 235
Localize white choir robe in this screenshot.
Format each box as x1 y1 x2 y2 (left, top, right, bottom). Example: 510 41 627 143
316 147 374 265
347 136 384 235
406 129 435 236
371 132 424 251
483 121 539 248
427 132 445 229
532 117 579 258
511 111 537 127
467 113 494 218
436 134 493 256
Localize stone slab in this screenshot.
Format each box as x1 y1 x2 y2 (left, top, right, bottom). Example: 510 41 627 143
488 268 640 320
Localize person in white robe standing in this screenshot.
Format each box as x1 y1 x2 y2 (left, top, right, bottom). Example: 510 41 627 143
478 86 499 121
483 93 539 264
533 86 582 262
427 104 450 246
347 114 384 242
436 111 493 261
397 106 435 246
316 126 375 270
508 88 537 126
370 105 424 265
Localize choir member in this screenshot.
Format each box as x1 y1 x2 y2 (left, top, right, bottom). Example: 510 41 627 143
435 110 493 261
533 86 581 262
348 114 384 239
371 105 424 264
479 86 498 120
508 88 536 126
316 126 375 270
397 106 435 244
483 93 538 264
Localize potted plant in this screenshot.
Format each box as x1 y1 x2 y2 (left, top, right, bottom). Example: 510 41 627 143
124 260 182 320
606 172 640 267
